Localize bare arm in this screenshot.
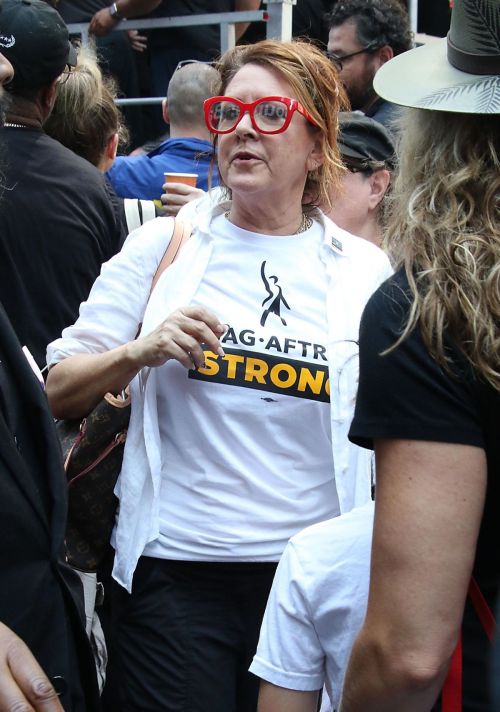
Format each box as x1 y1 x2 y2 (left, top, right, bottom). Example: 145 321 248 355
340 438 487 712
234 0 262 39
0 622 63 712
46 305 226 420
89 0 162 36
258 681 319 712
90 0 260 37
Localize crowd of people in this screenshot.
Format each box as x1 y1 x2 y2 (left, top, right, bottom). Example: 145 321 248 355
0 0 499 711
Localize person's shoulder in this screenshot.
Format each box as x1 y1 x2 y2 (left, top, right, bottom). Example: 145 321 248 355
156 136 215 155
146 137 173 157
19 133 116 208
41 132 111 185
122 214 175 249
322 214 388 261
289 501 375 572
40 132 93 167
362 267 411 323
108 154 147 175
322 215 393 287
366 98 401 132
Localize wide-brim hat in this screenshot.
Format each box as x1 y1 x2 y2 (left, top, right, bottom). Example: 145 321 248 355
374 0 500 113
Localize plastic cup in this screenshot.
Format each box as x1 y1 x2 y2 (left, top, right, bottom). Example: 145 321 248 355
164 172 198 187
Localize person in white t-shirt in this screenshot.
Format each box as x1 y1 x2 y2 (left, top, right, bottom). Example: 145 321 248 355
250 502 374 712
163 112 394 249
46 39 391 712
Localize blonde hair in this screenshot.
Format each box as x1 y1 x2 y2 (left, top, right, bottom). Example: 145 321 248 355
214 39 349 211
45 45 129 167
385 108 500 389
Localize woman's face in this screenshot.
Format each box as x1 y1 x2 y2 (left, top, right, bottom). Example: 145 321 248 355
217 63 323 208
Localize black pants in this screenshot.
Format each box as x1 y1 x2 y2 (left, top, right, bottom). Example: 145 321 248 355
109 558 278 712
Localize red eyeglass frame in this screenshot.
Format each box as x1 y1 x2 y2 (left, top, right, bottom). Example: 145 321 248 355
203 95 318 135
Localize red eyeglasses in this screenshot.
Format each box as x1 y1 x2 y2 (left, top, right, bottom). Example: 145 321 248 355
204 96 318 135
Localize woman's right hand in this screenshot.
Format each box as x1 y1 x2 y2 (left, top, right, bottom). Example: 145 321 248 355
47 306 226 420
129 305 226 370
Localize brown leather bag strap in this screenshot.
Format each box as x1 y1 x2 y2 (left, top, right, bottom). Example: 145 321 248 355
149 218 192 296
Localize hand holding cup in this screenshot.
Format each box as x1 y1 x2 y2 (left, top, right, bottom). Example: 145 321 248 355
160 173 205 216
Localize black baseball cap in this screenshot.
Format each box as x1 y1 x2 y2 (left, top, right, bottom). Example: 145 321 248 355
0 0 76 90
338 112 396 169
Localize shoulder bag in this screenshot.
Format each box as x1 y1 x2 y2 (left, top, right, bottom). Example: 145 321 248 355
58 218 192 572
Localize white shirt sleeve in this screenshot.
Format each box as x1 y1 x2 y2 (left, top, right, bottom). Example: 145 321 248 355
46 217 174 366
249 541 325 691
250 504 374 707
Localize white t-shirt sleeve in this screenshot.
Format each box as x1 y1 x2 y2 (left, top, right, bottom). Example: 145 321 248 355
249 541 325 692
46 217 174 366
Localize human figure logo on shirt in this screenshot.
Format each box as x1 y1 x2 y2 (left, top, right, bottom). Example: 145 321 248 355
260 261 290 327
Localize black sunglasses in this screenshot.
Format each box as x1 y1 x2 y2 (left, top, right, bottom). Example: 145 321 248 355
175 59 217 72
327 41 381 71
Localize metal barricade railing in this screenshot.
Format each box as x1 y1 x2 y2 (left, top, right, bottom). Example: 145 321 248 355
67 0 421 107
67 0 299 107
68 10 267 54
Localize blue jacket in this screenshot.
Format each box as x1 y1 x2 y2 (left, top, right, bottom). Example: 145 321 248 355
107 136 218 200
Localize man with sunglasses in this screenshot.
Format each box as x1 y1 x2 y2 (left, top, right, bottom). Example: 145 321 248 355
326 0 412 130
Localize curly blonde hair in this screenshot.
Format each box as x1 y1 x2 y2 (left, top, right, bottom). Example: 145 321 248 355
385 108 500 389
213 39 349 211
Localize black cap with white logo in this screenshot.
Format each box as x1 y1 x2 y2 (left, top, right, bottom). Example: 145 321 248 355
0 0 76 90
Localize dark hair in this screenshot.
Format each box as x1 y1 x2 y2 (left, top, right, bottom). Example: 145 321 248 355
326 0 413 57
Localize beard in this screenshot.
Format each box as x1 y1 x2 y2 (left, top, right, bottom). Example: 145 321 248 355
0 89 11 194
347 82 377 112
0 88 11 126
342 63 378 112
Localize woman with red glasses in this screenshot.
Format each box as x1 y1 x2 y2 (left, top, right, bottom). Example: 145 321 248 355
46 39 391 711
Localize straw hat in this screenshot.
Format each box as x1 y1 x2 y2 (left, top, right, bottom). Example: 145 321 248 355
373 0 500 113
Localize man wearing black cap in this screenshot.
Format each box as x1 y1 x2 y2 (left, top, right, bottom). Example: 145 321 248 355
0 0 125 370
0 3 100 710
325 111 395 245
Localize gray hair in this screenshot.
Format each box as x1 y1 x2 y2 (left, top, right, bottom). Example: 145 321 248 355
167 63 219 128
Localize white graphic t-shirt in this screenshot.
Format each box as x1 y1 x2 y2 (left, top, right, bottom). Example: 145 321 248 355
143 214 339 561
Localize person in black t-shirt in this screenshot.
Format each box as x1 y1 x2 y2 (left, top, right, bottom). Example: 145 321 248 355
340 1 500 710
0 9 100 711
0 0 126 369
